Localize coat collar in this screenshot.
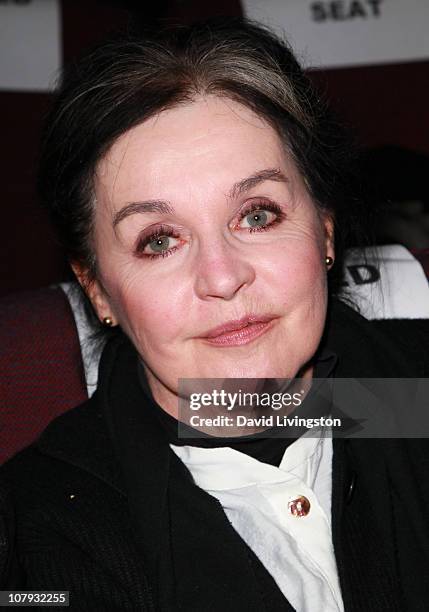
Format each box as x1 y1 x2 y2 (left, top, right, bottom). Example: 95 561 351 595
321 298 424 378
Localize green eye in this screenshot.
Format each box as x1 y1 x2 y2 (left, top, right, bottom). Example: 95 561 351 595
246 210 268 227
137 225 181 260
149 236 171 253
239 207 278 230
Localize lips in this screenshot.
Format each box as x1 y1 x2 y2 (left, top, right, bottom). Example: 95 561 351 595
200 314 277 347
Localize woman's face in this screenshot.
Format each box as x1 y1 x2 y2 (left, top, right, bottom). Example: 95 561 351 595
81 96 334 414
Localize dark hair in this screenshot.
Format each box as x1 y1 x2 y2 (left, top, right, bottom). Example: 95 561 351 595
38 17 365 295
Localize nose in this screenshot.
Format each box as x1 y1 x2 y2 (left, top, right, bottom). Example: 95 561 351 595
194 236 255 300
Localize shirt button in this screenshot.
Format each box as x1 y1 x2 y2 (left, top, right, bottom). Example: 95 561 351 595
288 495 311 517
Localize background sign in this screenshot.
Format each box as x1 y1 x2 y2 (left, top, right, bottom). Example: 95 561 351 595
0 0 61 91
242 0 429 68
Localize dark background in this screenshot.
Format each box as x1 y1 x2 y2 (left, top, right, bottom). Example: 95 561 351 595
2 0 429 297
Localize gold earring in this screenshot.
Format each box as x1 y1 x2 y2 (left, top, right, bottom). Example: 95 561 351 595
103 316 114 327
325 256 334 267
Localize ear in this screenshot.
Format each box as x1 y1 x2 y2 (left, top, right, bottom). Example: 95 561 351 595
322 213 335 261
71 262 117 326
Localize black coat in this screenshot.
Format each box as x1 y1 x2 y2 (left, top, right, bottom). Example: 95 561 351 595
1 300 429 611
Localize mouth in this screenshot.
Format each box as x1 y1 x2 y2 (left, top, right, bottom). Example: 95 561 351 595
200 314 278 347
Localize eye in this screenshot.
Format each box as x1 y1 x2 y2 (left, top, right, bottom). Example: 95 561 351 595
135 226 181 259
237 202 284 232
146 235 178 254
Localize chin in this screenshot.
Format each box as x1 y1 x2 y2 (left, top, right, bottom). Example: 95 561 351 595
200 361 297 381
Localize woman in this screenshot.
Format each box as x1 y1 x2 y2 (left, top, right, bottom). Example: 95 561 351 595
2 18 429 612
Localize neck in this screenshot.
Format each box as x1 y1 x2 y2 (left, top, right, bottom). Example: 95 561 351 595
141 359 315 422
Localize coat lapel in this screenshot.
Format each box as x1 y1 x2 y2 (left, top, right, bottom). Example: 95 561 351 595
36 392 124 495
99 334 172 603
332 438 403 611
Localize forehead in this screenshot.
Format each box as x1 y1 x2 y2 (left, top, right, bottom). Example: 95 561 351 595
95 96 293 209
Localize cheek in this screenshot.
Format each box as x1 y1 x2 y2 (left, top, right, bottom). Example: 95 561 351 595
262 237 326 303
109 272 188 348
295 248 327 294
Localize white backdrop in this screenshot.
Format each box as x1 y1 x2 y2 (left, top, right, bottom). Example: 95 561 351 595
0 0 61 92
242 0 429 68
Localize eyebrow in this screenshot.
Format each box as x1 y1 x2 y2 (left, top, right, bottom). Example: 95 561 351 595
228 167 288 200
112 167 288 228
112 200 174 228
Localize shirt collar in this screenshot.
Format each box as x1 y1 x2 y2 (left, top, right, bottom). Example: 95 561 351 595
171 427 330 492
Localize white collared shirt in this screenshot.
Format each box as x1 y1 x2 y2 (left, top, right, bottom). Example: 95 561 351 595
171 430 344 612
